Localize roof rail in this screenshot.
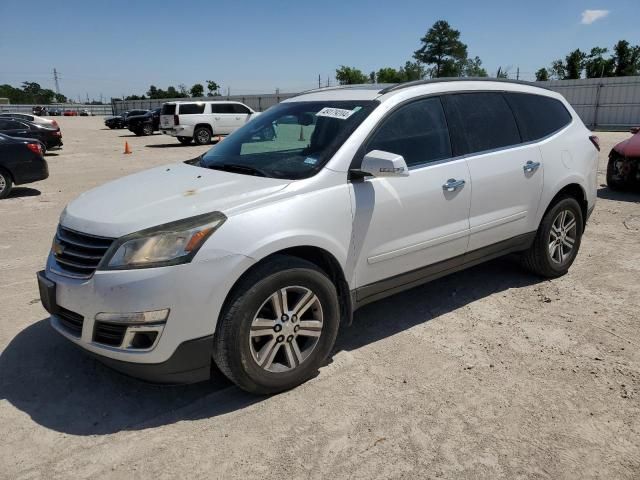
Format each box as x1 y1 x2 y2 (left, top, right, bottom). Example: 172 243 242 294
293 83 394 97
378 77 548 95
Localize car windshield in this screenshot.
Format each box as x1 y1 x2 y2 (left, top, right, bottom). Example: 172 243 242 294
199 100 378 179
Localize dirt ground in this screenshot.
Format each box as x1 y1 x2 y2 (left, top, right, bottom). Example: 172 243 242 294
0 117 639 479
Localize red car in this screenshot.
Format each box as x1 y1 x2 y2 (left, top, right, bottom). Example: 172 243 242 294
63 110 78 116
607 127 640 190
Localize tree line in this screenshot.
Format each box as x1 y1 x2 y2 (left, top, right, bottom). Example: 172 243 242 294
123 80 221 100
535 40 640 81
337 20 640 85
0 82 67 104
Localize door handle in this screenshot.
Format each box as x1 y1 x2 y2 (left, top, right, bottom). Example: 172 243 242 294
523 161 541 173
442 178 466 192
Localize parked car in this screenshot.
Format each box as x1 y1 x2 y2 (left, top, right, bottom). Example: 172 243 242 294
33 106 46 115
38 79 597 393
160 101 256 145
63 110 78 116
607 126 640 191
0 133 48 199
79 109 93 116
104 110 148 129
48 108 62 116
0 118 63 151
0 112 59 129
128 108 161 136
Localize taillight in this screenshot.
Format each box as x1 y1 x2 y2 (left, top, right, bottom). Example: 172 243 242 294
589 135 600 151
26 143 42 155
173 114 179 126
52 120 58 128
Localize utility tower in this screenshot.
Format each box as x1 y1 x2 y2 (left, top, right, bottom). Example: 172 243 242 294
53 68 61 96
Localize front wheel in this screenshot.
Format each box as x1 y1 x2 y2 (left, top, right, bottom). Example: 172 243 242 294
522 196 584 278
0 169 13 199
142 123 154 136
213 256 340 394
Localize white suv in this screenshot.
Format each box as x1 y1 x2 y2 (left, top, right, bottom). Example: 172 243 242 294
38 80 598 393
159 100 256 145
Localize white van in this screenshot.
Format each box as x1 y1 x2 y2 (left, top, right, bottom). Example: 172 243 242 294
159 101 257 145
39 80 598 393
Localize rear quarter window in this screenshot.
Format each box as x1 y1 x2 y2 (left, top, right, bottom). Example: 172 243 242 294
178 103 205 115
505 93 572 142
161 104 176 115
442 92 521 156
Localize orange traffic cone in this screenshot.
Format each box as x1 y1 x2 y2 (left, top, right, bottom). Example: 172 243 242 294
124 141 132 154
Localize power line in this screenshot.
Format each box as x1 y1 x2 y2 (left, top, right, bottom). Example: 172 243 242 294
53 68 61 95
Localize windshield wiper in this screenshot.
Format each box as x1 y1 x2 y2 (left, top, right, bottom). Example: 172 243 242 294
208 163 269 177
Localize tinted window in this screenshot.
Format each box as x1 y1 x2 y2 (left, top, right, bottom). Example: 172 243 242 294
505 93 572 142
211 103 235 114
232 104 251 114
443 92 521 155
365 97 451 167
161 104 176 115
0 119 25 130
178 103 205 115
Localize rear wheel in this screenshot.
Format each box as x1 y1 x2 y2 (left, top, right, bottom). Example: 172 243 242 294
177 136 192 145
0 169 13 199
606 155 630 191
193 126 212 145
213 256 340 394
522 196 583 278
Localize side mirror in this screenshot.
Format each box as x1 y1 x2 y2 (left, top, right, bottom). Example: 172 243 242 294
356 150 410 178
631 127 640 135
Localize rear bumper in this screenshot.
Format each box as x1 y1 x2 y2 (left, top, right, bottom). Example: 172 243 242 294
162 125 193 137
13 159 49 185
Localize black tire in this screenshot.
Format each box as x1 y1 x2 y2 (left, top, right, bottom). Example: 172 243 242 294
0 168 13 199
522 196 584 278
142 123 154 136
193 126 212 145
177 136 192 145
133 129 143 136
606 155 628 191
108 126 116 130
213 255 340 394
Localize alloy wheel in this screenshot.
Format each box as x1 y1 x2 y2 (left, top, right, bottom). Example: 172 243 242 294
249 286 323 373
548 209 577 265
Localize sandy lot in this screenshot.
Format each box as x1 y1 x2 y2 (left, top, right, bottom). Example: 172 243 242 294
0 117 639 479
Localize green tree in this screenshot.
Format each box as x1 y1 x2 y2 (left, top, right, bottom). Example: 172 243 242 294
535 68 549 81
613 40 640 76
584 47 615 78
461 56 488 77
178 84 189 97
549 60 566 80
190 83 204 97
335 66 368 85
206 80 220 96
565 49 586 79
413 20 468 77
376 67 404 83
401 61 426 81
166 86 179 98
368 71 376 83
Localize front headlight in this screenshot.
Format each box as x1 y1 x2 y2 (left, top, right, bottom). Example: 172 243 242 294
101 212 226 269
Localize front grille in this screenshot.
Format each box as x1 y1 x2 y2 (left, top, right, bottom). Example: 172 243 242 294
94 321 127 347
53 226 114 278
57 307 84 337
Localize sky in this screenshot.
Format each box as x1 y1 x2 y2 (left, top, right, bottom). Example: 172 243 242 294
0 0 638 101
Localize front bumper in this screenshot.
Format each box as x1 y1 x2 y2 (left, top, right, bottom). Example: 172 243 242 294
39 251 254 383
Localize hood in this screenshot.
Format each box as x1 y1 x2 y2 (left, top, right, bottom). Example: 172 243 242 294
61 162 290 237
613 132 640 158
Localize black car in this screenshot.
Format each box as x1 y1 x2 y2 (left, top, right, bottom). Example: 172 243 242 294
128 108 161 136
105 110 149 129
0 133 49 199
48 108 62 116
0 118 63 151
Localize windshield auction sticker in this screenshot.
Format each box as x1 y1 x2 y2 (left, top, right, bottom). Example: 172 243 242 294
316 107 357 120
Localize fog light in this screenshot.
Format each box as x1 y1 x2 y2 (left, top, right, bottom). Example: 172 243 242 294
94 309 169 324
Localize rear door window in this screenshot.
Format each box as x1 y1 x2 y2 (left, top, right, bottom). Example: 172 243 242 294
365 97 452 168
211 103 235 114
442 92 521 156
504 93 572 142
178 103 205 115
